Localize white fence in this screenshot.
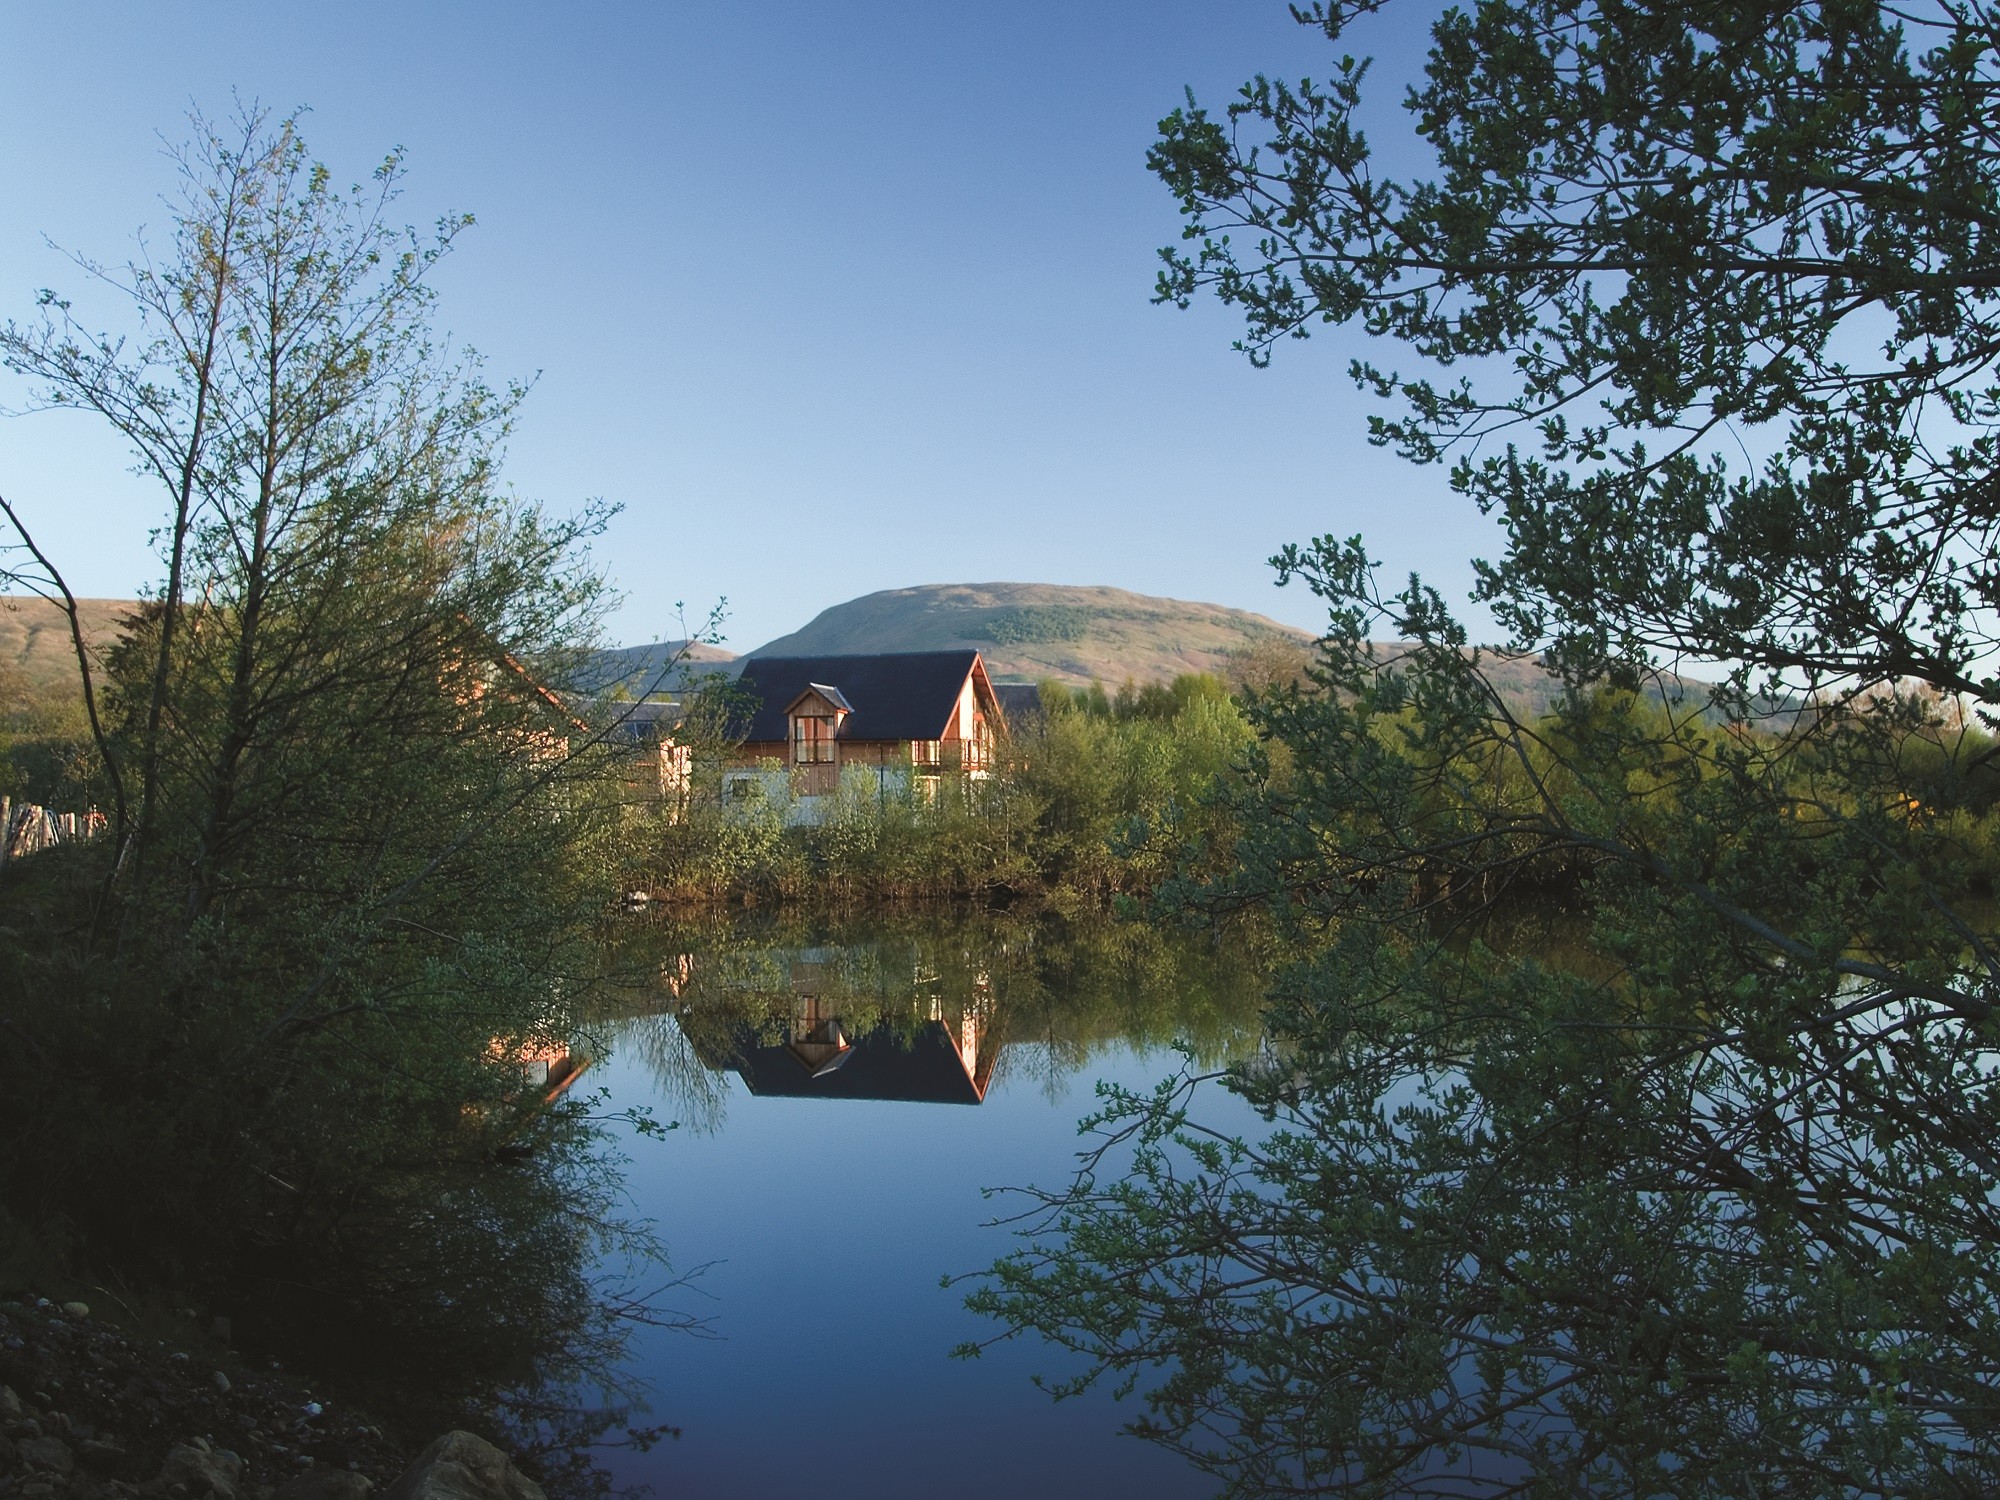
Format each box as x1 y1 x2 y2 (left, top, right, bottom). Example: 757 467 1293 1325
0 797 107 863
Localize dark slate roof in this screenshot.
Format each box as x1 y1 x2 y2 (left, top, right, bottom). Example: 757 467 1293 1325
724 1020 986 1105
734 651 980 743
564 695 687 742
993 683 1043 734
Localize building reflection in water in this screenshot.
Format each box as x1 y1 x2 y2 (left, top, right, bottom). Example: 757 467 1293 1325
665 946 1001 1106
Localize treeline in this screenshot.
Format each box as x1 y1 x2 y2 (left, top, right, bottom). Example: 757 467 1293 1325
1216 674 2000 921
637 671 1256 907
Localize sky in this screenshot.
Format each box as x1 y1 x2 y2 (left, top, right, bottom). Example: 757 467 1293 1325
0 1 1495 654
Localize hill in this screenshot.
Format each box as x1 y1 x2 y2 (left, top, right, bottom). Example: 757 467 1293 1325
2 599 742 710
745 583 1311 687
569 639 738 696
0 596 133 703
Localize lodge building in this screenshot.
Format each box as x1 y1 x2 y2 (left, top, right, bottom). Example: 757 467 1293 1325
721 650 1008 814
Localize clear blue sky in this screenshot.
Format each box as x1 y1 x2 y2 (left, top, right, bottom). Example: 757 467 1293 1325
0 1 1493 652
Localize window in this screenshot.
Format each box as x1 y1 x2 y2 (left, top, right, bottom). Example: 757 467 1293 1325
793 715 835 764
911 739 941 768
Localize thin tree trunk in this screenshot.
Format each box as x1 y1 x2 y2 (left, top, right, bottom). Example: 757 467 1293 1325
135 175 243 884
185 234 287 929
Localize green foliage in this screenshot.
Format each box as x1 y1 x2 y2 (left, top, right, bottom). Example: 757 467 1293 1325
979 615 2000 1494
984 605 1090 644
0 107 665 1464
972 4 2000 1494
639 673 1255 907
1152 0 2000 706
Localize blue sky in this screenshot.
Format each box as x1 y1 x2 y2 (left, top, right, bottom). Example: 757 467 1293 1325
0 1 1493 652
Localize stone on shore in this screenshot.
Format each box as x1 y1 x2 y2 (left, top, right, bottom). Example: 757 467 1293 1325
381 1433 543 1500
79 1438 129 1473
20 1434 75 1474
275 1471 373 1500
150 1442 245 1500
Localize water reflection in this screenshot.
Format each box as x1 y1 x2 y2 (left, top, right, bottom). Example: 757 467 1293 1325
600 910 1267 1127
669 945 997 1103
585 909 1270 1499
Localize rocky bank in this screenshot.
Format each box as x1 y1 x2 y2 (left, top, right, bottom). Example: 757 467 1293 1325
0 1299 542 1500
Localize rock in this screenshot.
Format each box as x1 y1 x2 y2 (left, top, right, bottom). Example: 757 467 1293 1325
20 1436 74 1474
381 1433 543 1500
0 1387 19 1419
80 1439 128 1473
59 1303 89 1321
149 1444 242 1500
211 1371 231 1394
274 1473 372 1500
209 1318 232 1347
0 1430 16 1471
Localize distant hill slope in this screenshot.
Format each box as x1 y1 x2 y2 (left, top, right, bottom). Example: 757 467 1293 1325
570 639 738 695
0 597 133 702
746 583 1311 687
3 600 743 709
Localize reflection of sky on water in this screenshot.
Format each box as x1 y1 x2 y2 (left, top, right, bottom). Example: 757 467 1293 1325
595 1036 1253 1499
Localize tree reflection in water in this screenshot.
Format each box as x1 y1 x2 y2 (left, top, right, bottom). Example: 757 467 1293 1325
963 910 2000 1497
224 1055 705 1500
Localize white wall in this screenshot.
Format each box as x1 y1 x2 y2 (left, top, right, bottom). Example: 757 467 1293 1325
721 763 914 827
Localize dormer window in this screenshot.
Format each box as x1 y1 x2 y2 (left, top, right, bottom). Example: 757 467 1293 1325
787 682 851 765
793 714 836 763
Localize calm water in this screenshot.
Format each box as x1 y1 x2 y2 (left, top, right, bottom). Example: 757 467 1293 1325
588 912 1267 1499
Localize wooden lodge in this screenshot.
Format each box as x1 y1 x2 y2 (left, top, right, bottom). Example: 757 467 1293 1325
722 650 1007 813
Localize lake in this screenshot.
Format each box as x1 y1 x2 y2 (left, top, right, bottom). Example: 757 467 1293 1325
586 910 1269 1499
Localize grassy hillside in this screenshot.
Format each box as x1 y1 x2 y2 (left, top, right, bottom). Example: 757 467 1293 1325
746 583 1312 687
0 597 132 703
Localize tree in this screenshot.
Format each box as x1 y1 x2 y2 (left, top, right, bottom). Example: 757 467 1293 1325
0 107 666 1458
1155 0 2000 702
968 5 2000 1494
